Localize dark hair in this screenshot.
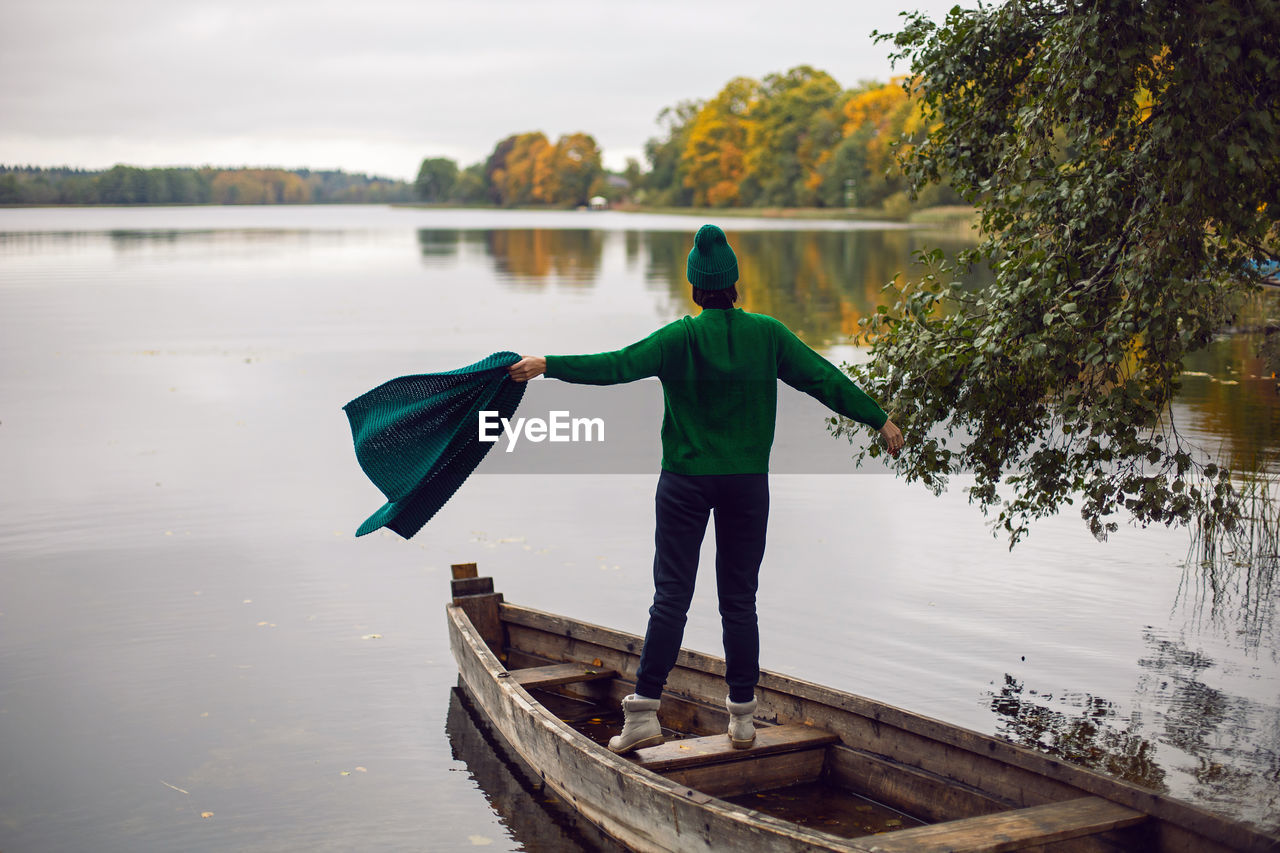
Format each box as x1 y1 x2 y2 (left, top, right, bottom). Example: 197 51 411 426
692 285 738 309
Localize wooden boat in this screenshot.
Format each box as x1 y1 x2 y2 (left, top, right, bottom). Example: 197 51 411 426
447 564 1279 853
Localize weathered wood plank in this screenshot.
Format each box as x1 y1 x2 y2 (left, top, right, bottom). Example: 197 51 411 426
633 724 837 774
451 562 478 579
451 576 494 597
826 742 1007 824
508 662 618 690
854 797 1146 853
664 749 826 799
454 591 505 658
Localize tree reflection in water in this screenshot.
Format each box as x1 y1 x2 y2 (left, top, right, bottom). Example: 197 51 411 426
485 230 605 286
986 675 1168 792
416 229 461 266
642 227 991 346
988 627 1280 833
1136 631 1280 829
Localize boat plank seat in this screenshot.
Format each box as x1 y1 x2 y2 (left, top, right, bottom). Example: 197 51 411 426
856 796 1147 853
632 724 838 774
506 662 617 690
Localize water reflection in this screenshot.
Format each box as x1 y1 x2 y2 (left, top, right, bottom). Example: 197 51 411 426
989 625 1280 833
1179 535 1278 655
417 228 607 285
1180 331 1280 474
416 229 461 264
987 675 1168 792
643 228 991 345
414 226 992 345
1176 301 1280 641
1136 631 1280 827
445 687 624 853
3 209 1277 846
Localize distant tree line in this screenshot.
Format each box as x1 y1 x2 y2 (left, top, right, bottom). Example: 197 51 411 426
416 67 959 212
0 165 414 205
4 66 956 211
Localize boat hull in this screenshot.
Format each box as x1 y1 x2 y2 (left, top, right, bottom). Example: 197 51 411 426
447 599 1278 853
447 602 872 852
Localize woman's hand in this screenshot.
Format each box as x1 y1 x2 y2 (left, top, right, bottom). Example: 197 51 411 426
508 356 546 382
878 419 904 457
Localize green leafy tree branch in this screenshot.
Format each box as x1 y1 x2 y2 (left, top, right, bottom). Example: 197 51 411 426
844 0 1279 546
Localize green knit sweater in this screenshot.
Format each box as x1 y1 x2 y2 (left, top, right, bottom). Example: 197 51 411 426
545 308 887 474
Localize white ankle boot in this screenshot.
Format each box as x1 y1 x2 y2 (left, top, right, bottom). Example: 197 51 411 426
607 694 663 753
727 696 757 748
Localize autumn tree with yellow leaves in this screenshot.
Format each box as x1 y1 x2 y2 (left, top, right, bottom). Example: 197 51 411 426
680 77 758 207
640 65 953 211
483 131 605 208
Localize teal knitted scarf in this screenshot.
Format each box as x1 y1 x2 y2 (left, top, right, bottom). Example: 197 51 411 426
344 351 525 538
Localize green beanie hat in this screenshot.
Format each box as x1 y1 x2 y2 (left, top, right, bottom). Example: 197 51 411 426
686 224 738 290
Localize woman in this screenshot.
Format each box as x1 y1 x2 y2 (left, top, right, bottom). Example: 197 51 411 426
508 224 902 752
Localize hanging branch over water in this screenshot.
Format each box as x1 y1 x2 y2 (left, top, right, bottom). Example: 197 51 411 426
842 0 1280 547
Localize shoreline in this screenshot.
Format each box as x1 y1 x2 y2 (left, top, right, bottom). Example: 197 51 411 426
394 201 982 229
0 200 982 231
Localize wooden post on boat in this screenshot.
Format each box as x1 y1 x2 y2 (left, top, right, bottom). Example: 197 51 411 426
450 563 505 659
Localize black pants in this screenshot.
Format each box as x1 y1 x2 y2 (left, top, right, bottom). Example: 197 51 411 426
634 469 769 704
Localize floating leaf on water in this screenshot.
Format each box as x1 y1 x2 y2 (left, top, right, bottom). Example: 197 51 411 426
361 634 382 640
340 770 351 776
355 766 367 773
468 834 493 846
885 818 902 827
200 811 214 819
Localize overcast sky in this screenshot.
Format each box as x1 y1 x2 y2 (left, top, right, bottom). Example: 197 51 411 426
2 0 961 180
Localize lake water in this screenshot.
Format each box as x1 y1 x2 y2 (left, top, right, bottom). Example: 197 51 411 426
1 205 1276 851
